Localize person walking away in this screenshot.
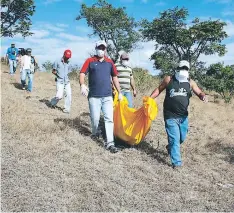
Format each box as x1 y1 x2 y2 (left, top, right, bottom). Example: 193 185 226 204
115 52 136 108
150 60 208 169
79 40 123 153
50 50 72 113
6 43 19 75
20 48 38 92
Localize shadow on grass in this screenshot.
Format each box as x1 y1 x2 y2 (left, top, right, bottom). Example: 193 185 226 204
54 112 104 147
54 112 91 136
54 112 169 165
206 139 234 164
39 99 63 111
11 82 23 90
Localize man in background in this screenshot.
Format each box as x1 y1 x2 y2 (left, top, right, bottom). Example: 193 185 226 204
20 48 38 92
115 52 136 108
50 49 72 113
6 43 19 75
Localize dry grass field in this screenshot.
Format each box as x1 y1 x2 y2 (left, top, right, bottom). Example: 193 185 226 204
1 63 234 212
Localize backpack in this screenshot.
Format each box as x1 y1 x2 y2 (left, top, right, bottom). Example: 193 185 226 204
19 48 26 56
31 56 36 66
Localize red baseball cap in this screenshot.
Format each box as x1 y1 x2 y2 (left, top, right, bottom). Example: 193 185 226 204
64 49 72 58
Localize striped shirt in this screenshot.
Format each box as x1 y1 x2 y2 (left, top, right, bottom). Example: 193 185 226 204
115 63 133 92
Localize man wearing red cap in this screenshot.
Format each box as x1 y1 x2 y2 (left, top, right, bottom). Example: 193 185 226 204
50 49 72 113
79 40 122 153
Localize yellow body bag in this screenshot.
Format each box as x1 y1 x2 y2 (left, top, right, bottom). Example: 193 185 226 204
113 93 158 145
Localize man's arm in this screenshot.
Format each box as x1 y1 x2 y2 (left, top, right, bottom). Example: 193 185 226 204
130 76 136 97
112 76 121 94
190 79 207 101
150 76 171 99
79 73 85 85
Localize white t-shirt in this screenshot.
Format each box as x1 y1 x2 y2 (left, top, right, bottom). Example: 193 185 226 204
22 55 31 70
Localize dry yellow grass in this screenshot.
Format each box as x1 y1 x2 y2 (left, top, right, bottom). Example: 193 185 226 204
1 64 234 212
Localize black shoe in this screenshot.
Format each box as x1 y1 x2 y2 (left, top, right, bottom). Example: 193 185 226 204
172 164 182 170
107 145 119 153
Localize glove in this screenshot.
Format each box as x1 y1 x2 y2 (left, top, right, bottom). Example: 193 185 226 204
133 89 137 97
118 93 123 101
81 84 89 97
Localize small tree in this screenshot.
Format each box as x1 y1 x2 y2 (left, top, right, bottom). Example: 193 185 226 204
76 0 140 63
202 63 234 103
42 61 53 72
141 7 228 78
1 0 35 37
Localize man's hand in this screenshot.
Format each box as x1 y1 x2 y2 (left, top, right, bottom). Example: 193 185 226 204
118 93 123 101
81 84 89 97
52 69 57 75
133 89 137 97
199 93 208 102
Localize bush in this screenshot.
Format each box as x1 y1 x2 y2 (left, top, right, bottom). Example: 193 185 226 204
133 67 160 92
201 63 234 103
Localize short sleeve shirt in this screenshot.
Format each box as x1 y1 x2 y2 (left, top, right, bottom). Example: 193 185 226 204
80 56 118 97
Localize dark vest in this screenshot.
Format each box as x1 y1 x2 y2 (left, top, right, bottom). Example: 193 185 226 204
163 75 192 119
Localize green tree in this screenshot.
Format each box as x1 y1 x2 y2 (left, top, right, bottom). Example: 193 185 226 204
141 7 228 78
42 61 53 72
1 0 35 37
76 0 140 62
202 63 234 103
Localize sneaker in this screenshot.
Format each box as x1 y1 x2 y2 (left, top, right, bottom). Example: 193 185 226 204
172 164 182 170
63 109 70 113
107 145 119 153
91 134 99 140
22 87 26 90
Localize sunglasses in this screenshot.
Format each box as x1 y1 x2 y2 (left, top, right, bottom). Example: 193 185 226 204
97 46 106 51
178 66 189 71
122 58 129 61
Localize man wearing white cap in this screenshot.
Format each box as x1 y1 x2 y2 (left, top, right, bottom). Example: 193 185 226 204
79 40 122 153
115 52 136 108
150 60 207 168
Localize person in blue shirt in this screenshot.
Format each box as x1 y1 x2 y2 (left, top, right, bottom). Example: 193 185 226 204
50 50 72 113
6 43 19 75
79 40 122 153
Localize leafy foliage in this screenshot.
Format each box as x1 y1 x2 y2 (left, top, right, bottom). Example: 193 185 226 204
133 67 160 92
76 0 140 62
141 7 228 77
42 61 53 72
202 63 234 103
1 0 35 37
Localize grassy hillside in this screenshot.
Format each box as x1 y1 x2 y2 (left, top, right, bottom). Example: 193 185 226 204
1 63 234 212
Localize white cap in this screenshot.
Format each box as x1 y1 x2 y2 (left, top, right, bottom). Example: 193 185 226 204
96 40 107 48
120 52 129 59
178 60 190 69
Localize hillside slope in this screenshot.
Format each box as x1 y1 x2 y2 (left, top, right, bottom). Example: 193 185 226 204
1 64 234 212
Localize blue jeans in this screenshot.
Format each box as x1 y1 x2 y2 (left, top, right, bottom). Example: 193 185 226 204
9 59 17 75
21 69 34 92
165 117 189 166
51 81 72 112
121 91 133 108
88 96 114 148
